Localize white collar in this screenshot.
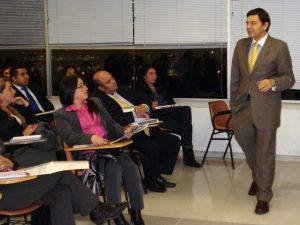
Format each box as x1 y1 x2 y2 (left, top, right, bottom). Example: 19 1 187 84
252 33 268 47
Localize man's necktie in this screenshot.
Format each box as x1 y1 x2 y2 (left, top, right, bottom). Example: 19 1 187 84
21 87 40 111
248 42 259 73
111 95 133 108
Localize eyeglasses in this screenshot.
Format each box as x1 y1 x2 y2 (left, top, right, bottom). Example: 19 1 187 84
76 83 87 89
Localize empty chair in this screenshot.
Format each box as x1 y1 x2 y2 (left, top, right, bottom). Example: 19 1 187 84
201 100 235 169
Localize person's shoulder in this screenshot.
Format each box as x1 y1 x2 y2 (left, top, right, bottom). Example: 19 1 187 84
268 36 288 48
236 37 251 46
54 107 66 116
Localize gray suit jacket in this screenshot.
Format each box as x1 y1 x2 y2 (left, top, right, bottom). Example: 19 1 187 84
230 35 295 129
54 97 125 146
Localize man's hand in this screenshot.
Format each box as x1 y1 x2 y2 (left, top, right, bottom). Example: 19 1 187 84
257 79 275 92
134 105 149 118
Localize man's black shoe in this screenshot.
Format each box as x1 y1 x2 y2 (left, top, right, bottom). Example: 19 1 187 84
184 158 201 168
157 176 176 188
145 180 166 193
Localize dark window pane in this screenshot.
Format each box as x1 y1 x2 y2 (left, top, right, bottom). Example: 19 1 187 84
51 48 226 98
0 49 47 94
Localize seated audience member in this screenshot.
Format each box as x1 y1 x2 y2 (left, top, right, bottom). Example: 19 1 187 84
136 66 201 167
0 143 126 225
92 70 180 193
0 77 57 167
10 65 54 121
54 75 145 225
63 65 77 77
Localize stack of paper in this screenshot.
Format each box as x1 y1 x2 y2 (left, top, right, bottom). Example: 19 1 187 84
0 171 28 180
23 161 89 176
9 135 42 143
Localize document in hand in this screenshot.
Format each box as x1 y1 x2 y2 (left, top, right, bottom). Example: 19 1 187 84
154 104 179 110
110 124 149 144
23 161 89 176
0 171 28 180
130 118 160 127
9 135 42 143
35 110 56 117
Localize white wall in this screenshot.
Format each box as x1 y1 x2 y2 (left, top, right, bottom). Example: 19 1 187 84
50 96 300 156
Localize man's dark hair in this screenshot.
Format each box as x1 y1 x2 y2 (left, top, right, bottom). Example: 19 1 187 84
247 8 271 32
9 64 27 77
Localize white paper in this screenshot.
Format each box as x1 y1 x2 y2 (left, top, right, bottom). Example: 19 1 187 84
10 135 42 143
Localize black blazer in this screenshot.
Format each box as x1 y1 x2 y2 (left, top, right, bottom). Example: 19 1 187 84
92 86 149 126
13 82 54 113
136 80 175 105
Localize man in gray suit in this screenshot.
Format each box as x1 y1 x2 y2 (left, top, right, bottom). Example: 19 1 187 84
230 8 295 214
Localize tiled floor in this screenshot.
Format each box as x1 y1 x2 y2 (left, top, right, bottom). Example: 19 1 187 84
76 157 300 225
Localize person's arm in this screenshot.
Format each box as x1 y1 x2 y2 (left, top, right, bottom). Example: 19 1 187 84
262 41 295 92
54 109 93 146
90 98 125 138
0 110 24 142
0 155 14 172
230 42 241 101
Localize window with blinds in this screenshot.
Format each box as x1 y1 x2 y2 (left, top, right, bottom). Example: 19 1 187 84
0 0 45 48
48 0 133 45
134 0 227 45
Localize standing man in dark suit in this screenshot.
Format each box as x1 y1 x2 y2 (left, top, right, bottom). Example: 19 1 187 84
230 8 295 214
10 65 55 117
92 70 180 193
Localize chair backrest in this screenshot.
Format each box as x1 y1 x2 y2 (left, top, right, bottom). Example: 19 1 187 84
208 100 232 131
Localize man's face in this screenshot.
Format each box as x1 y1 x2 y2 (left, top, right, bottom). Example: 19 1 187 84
12 68 30 87
246 15 269 41
96 71 118 95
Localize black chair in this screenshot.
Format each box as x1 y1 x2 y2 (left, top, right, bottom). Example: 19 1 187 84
201 100 235 169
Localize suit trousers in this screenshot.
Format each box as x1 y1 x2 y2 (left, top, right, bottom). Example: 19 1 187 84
132 129 180 183
155 106 193 148
0 171 98 225
97 152 144 210
232 101 277 202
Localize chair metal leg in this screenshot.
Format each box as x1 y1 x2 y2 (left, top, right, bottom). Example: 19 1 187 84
201 130 215 166
228 134 235 170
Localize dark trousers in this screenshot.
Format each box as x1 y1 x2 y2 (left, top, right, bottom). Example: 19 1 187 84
0 171 98 225
97 153 144 210
154 106 195 159
132 129 180 183
232 102 277 202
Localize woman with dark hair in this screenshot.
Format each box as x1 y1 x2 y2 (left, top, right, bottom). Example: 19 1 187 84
0 77 57 167
137 66 201 168
0 139 127 225
54 75 145 225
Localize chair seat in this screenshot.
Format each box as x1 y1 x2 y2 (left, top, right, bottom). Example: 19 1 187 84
0 204 41 216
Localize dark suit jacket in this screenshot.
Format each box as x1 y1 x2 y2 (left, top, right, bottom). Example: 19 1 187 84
92 86 149 126
230 35 295 129
54 97 124 147
136 80 175 105
13 82 54 113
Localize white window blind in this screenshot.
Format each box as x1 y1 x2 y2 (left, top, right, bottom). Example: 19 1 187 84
230 0 300 89
48 0 133 45
0 0 45 48
134 0 227 45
